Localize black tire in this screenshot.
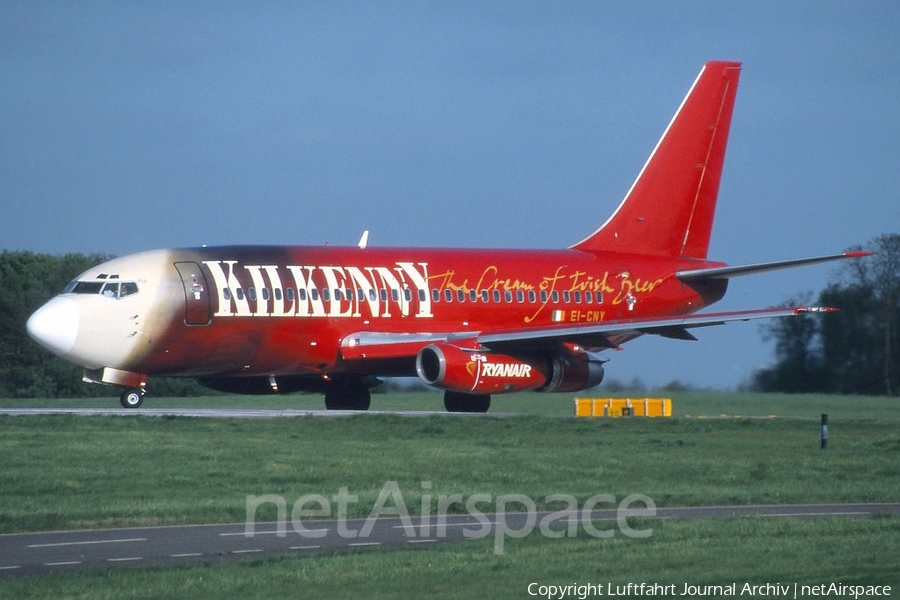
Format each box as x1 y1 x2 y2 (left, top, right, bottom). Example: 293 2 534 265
120 389 144 409
324 379 371 411
444 391 490 413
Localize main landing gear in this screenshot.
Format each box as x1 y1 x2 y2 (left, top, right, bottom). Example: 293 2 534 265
120 388 145 409
443 391 491 413
324 378 372 411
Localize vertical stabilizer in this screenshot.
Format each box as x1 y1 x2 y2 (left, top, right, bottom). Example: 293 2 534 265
571 61 741 259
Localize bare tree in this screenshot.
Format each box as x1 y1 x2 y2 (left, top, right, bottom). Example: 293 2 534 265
843 234 900 396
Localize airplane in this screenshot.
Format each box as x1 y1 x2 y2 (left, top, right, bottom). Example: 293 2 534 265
26 61 869 412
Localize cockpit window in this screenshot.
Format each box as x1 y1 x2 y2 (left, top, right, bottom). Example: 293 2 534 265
69 281 104 294
64 280 139 298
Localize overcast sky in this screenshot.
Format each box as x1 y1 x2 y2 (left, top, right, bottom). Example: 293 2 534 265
2 3 897 389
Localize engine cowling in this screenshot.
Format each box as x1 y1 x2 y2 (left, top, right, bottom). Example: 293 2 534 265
539 352 605 392
416 344 550 394
415 343 605 395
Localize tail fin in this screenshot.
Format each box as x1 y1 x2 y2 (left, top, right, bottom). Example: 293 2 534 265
571 61 741 259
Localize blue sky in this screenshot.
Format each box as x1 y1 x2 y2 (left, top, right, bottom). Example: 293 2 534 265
2 3 897 388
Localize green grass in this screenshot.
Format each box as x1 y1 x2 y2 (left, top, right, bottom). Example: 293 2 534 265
1 394 898 533
1 518 897 599
1 388 895 420
1 391 898 596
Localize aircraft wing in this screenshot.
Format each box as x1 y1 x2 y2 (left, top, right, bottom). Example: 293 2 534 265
340 306 834 359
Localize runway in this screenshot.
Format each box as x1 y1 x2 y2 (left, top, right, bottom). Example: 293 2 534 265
2 503 898 577
0 407 470 418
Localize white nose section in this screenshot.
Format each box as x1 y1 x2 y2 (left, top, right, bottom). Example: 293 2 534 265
26 297 79 356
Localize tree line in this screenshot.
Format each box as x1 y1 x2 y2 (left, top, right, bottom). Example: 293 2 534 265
1 237 897 398
751 234 899 396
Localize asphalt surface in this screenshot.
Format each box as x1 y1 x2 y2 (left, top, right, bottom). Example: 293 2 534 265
0 407 448 418
2 504 898 577
0 407 536 419
3 408 896 577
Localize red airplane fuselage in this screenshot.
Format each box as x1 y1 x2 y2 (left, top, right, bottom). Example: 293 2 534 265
26 61 866 411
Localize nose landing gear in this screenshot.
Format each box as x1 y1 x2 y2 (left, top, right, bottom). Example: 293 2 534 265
120 388 145 409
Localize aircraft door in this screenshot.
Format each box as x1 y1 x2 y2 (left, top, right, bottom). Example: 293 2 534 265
174 262 212 325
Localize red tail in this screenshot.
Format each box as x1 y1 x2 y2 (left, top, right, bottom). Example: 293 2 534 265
571 61 741 259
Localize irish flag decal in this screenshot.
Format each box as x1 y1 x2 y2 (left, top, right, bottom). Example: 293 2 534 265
551 310 565 322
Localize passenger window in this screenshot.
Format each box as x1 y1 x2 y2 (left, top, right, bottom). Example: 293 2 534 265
444 289 453 302
585 291 593 303
432 289 440 302
481 290 489 302
574 291 582 303
419 289 427 302
286 288 295 301
552 291 559 303
563 291 571 303
528 290 536 303
404 289 412 302
248 287 257 301
469 290 477 302
493 290 501 303
516 290 524 303
505 290 513 302
262 288 270 301
456 289 465 302
540 290 548 303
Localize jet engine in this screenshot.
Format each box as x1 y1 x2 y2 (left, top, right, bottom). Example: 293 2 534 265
539 350 606 392
415 343 604 395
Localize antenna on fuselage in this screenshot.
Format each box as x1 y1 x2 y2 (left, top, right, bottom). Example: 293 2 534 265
358 230 370 249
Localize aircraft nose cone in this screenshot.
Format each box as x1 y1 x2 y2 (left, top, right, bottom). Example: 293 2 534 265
26 297 79 357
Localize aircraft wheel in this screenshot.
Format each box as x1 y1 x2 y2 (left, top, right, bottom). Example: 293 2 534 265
120 389 145 409
324 380 371 411
444 391 490 413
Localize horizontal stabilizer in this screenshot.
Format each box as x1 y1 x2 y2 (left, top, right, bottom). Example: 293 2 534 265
676 251 872 281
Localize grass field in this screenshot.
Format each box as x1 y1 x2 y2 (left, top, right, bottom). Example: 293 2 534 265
1 388 896 420
1 390 898 596
1 518 898 599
